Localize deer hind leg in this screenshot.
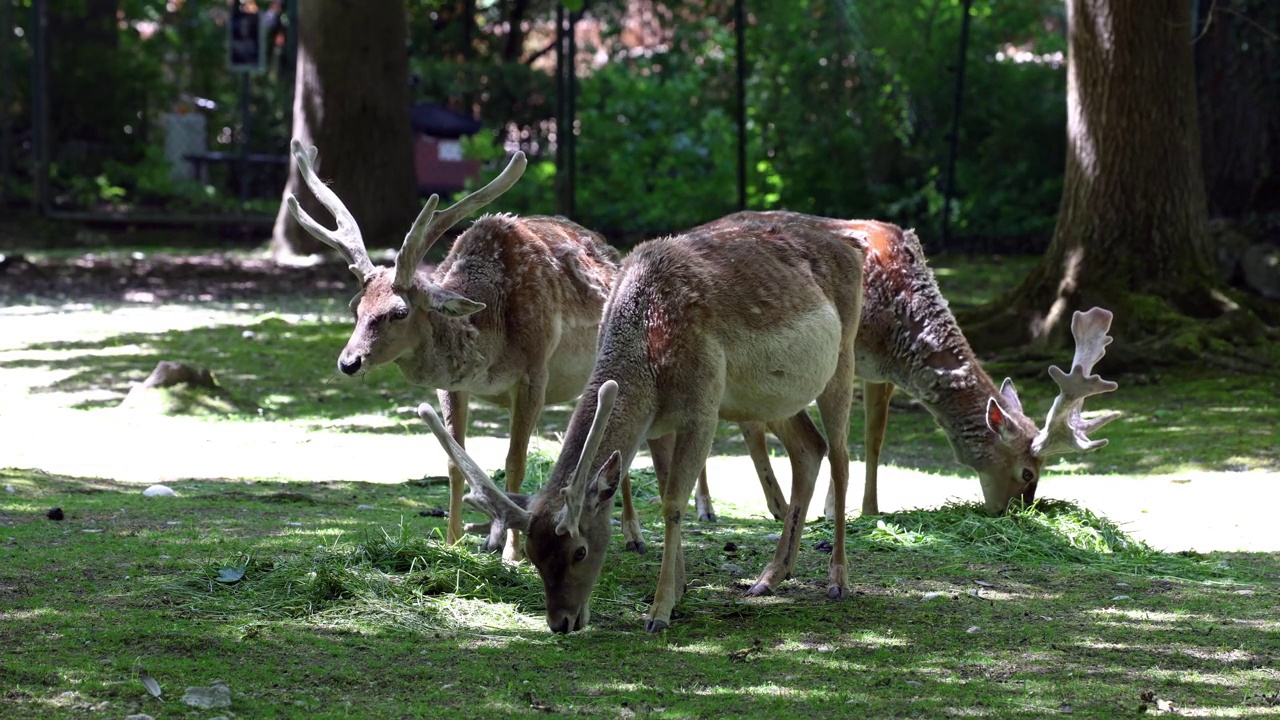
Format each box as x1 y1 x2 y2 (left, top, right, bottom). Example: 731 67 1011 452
438 389 470 545
860 381 894 516
645 423 717 633
623 434 675 554
816 370 855 601
742 421 786 521
748 409 826 597
694 467 716 523
494 371 548 561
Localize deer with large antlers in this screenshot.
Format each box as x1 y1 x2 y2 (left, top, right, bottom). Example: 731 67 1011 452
418 211 868 633
285 139 625 558
685 216 1119 521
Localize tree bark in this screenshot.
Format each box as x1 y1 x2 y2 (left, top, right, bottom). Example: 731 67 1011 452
962 0 1220 352
272 0 417 258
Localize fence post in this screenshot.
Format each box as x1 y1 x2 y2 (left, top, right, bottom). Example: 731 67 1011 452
0 0 11 205
735 0 747 211
940 0 974 252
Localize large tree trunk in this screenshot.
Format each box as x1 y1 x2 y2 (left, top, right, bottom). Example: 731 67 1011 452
962 0 1223 353
272 0 417 258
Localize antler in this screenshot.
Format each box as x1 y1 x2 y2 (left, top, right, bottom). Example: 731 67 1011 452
555 380 619 537
417 402 532 532
284 139 376 281
1032 307 1121 457
392 152 528 290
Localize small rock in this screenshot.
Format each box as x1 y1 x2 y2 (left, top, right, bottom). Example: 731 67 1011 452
1112 595 1132 601
921 592 944 602
966 626 981 634
723 541 737 552
814 539 833 553
720 563 746 577
47 507 65 521
284 522 302 527
763 533 781 541
356 504 376 511
125 714 156 720
4 485 14 493
181 683 232 709
242 330 256 340
1234 589 1254 595
143 485 176 497
905 680 923 687
165 521 182 526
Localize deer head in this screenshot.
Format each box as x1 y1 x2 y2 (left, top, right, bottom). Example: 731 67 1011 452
418 380 623 633
973 307 1120 514
285 139 526 377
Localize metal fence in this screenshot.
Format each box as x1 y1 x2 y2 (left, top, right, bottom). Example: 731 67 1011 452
3 0 296 227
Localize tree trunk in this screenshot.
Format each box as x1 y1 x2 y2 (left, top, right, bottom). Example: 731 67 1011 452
962 0 1220 352
272 0 417 258
1196 0 1279 217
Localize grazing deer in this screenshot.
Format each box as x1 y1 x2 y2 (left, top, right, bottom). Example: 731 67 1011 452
685 216 1119 521
285 140 780 560
418 211 868 633
284 139 620 559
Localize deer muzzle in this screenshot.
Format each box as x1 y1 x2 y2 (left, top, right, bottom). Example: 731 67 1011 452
547 604 589 634
337 352 363 376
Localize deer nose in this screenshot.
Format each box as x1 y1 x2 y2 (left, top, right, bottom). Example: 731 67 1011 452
337 355 362 375
549 616 571 634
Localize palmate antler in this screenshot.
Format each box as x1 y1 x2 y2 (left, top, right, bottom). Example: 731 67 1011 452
392 151 527 290
285 139 377 281
284 138 527 287
1032 307 1121 458
555 380 619 537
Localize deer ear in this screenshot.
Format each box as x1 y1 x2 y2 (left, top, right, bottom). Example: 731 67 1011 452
985 397 1019 445
426 286 486 318
586 451 623 512
998 378 1023 414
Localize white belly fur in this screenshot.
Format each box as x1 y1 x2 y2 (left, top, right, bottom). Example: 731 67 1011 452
719 303 843 422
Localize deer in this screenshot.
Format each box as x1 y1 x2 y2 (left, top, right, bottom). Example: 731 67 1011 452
670 216 1120 522
284 139 624 559
417 211 868 633
284 140 783 561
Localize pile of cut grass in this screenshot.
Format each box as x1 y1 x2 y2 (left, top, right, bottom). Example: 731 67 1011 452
844 499 1241 583
172 521 548 632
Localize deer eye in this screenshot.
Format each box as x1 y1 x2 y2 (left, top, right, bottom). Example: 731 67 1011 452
572 546 587 563
1022 469 1035 483
391 305 410 320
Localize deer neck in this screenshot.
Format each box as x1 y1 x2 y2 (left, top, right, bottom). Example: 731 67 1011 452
392 310 490 390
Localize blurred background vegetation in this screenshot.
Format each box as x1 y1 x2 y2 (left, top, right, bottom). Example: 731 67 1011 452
1 0 1275 250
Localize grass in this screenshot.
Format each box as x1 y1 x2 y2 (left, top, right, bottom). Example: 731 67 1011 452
1 470 1277 719
2 250 1278 718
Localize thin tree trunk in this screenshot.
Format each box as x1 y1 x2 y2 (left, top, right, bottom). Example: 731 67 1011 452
272 0 417 258
963 0 1218 351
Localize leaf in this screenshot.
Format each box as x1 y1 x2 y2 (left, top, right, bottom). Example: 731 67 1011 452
140 673 162 699
216 565 247 584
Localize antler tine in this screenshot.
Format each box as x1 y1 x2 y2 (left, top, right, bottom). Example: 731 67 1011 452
1032 307 1121 458
417 402 531 530
393 151 528 289
555 380 619 537
284 139 376 281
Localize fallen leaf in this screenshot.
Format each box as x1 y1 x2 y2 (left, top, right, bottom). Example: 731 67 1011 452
216 565 246 584
140 673 162 699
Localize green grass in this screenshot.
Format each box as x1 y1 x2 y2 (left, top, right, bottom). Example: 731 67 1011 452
2 470 1277 719
2 250 1278 718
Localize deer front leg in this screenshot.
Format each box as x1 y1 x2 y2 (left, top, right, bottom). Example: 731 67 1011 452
438 389 470 545
742 421 786 521
860 381 894 517
496 371 548 561
749 410 826 597
645 425 715 633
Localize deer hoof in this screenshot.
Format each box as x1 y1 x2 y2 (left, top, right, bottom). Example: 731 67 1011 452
828 585 847 601
644 618 670 633
698 511 717 523
746 581 774 597
625 539 646 555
